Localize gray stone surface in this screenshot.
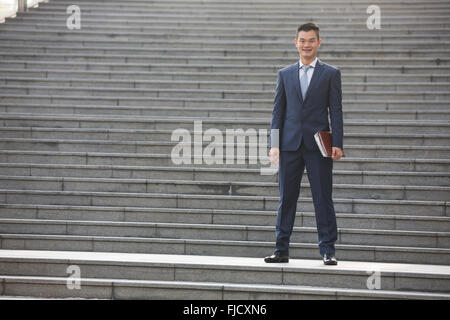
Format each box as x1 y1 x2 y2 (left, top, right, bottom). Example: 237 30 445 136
0 0 449 299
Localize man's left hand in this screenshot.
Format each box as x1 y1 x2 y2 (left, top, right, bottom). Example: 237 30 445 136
331 147 344 161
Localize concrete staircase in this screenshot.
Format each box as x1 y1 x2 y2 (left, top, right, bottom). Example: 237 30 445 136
0 0 449 299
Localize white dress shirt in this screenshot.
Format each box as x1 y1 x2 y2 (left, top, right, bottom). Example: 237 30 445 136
299 57 318 86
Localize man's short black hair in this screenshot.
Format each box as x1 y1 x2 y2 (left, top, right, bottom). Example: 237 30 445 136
296 22 320 40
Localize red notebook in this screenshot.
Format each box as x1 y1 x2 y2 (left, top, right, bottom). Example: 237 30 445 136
314 131 345 158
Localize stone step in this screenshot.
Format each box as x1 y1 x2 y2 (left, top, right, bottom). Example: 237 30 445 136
1 150 447 172
1 233 449 265
1 175 449 201
6 11 450 26
1 138 449 159
1 203 448 231
0 218 449 249
12 15 450 29
1 274 448 300
17 1 450 10
3 84 450 101
9 10 450 27
2 94 449 110
6 22 450 38
0 131 437 150
35 1 450 11
2 36 450 50
12 10 450 21
1 125 449 144
15 8 450 23
3 28 450 43
1 76 449 92
2 60 450 75
40 0 450 6
1 189 448 217
18 3 450 14
1 113 448 134
1 161 448 186
2 44 449 59
0 295 78 300
19 1 450 11
1 104 450 121
2 67 450 83
1 162 449 186
0 250 449 294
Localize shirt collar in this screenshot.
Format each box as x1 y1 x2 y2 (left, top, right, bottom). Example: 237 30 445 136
299 57 318 69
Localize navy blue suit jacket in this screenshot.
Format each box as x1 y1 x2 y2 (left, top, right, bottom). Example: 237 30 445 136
270 59 344 152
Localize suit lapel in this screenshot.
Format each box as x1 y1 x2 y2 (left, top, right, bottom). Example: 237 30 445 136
303 60 324 103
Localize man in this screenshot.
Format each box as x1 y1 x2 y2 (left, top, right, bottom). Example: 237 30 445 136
265 22 344 265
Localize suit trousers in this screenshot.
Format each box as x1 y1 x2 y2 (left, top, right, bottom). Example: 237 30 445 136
275 140 338 257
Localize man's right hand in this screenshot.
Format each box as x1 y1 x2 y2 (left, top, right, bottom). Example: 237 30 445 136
269 147 280 166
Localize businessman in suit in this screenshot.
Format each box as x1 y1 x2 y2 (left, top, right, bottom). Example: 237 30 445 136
264 22 344 265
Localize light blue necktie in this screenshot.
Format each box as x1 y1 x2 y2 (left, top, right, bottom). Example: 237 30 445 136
300 65 311 99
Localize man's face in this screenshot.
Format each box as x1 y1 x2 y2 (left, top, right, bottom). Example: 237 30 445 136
294 30 321 61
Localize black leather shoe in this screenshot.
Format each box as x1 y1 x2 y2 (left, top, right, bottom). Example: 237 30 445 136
323 254 338 265
264 252 289 263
